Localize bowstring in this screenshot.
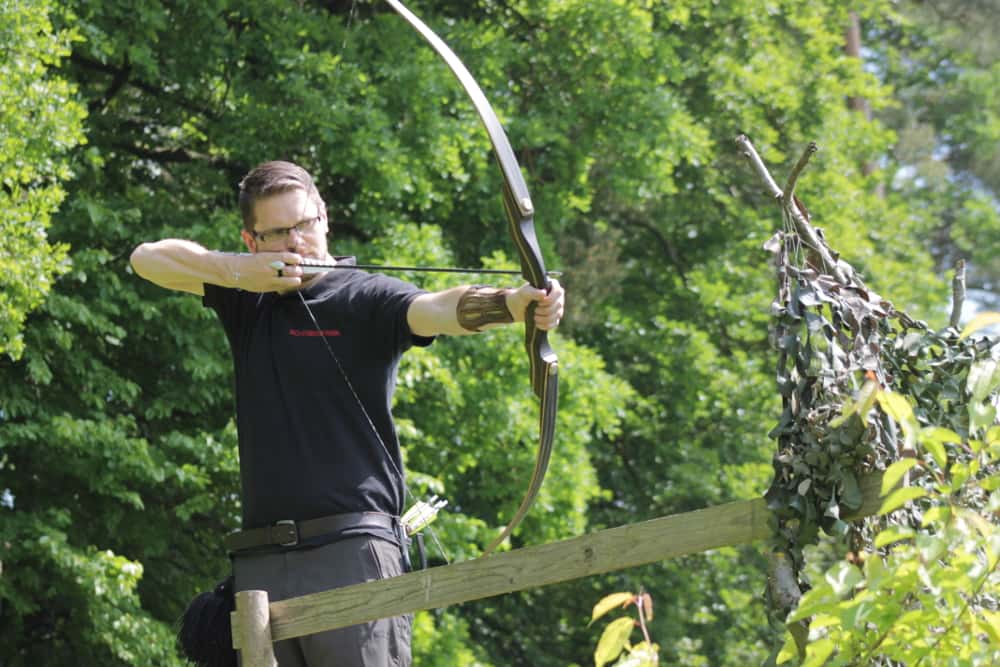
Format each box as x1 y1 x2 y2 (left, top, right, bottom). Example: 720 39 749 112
296 290 450 564
341 0 358 53
314 0 450 564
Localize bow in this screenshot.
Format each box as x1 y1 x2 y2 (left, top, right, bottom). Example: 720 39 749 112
385 0 559 555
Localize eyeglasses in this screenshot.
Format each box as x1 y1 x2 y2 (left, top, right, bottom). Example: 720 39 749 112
252 216 322 244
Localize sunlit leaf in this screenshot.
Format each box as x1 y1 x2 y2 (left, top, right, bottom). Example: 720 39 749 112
810 613 840 629
802 637 836 667
981 610 1000 644
877 390 914 425
879 487 928 515
874 526 915 548
776 634 798 664
590 593 635 624
921 506 950 527
825 561 863 596
787 585 837 623
969 401 998 437
919 426 958 468
968 359 1000 401
959 312 1000 339
594 617 635 667
881 458 919 495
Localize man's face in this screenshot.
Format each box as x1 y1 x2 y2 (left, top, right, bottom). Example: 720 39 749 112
241 188 329 259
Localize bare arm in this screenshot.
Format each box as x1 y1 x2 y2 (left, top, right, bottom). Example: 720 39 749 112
129 239 304 295
407 280 564 337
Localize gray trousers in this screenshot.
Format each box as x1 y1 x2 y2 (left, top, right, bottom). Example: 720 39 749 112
233 536 412 667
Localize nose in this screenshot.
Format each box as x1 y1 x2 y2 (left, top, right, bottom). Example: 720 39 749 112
286 228 307 251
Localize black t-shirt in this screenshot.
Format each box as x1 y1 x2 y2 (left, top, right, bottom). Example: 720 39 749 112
204 267 431 530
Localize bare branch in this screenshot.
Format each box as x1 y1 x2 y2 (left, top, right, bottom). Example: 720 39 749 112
950 258 966 329
783 142 817 203
734 135 851 284
734 134 783 200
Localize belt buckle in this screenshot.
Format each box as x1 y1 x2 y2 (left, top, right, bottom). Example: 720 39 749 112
274 519 299 547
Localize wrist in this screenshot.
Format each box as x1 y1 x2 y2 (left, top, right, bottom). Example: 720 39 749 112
217 252 245 288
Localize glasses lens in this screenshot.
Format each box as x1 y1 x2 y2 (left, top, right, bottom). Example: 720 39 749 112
256 217 319 243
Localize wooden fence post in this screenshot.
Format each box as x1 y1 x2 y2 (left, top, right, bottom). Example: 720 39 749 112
232 589 277 667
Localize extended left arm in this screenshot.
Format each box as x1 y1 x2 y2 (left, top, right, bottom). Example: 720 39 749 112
407 280 564 337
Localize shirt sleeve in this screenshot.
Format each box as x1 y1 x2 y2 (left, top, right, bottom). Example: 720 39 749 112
203 283 250 351
363 274 434 353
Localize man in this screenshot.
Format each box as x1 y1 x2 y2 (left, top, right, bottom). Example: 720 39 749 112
130 160 564 666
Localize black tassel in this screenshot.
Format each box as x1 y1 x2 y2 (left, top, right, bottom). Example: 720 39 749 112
177 576 237 667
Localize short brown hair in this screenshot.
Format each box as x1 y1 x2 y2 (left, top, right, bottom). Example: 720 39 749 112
237 161 327 232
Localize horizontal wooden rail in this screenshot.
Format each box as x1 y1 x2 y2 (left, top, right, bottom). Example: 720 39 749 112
232 471 882 655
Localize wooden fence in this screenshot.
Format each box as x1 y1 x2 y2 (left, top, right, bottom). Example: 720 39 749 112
232 473 883 666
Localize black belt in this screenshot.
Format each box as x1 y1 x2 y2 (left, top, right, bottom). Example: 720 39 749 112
224 512 396 553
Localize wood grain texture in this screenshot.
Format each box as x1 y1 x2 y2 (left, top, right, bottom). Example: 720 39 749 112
232 472 883 647
267 497 771 642
233 589 277 664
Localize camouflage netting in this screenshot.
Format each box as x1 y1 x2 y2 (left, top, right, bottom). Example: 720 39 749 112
736 136 999 654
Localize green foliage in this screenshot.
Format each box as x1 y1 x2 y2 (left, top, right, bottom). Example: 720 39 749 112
590 591 658 667
868 0 1000 310
410 610 490 667
751 114 999 661
1 511 181 665
776 407 1000 666
3 0 997 664
0 0 86 359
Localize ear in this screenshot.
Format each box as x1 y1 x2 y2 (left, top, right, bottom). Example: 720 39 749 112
241 229 257 253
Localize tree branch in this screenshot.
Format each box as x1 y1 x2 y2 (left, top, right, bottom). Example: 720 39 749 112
69 53 219 118
735 135 852 285
950 259 966 329
783 142 817 204
622 217 688 286
89 59 132 113
110 140 246 176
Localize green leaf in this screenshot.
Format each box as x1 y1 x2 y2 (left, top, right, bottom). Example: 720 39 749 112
776 634 799 664
877 390 914 425
980 610 1000 644
879 486 928 515
959 312 1000 339
810 613 841 630
923 438 948 469
921 506 951 527
594 617 635 667
969 401 998 437
874 526 915 548
856 379 881 417
840 596 874 631
841 472 862 510
916 534 947 563
961 509 994 540
919 427 958 469
621 641 659 667
590 593 635 625
787 585 837 623
920 426 962 447
831 379 879 427
802 637 836 667
967 359 1000 401
881 458 919 495
825 562 863 596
